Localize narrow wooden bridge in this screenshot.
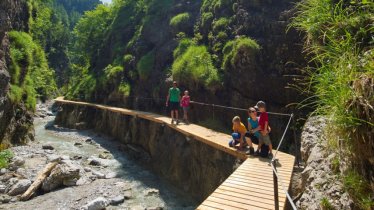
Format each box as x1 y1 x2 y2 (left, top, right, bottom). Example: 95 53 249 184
54 97 295 210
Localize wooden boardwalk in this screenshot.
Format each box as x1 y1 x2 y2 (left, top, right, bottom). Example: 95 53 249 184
54 97 295 210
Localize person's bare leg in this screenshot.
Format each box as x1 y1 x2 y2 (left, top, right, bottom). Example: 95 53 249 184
269 144 273 153
247 138 253 148
175 110 179 121
184 110 187 121
170 111 174 123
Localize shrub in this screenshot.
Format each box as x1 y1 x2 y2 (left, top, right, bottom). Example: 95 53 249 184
123 54 134 64
201 12 214 28
170 13 190 29
118 81 131 96
172 42 221 90
212 17 230 32
222 37 260 70
137 51 155 81
0 150 13 169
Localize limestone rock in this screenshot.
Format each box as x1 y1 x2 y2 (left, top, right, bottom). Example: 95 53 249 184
105 172 117 179
11 156 25 166
80 197 109 210
7 179 31 196
144 188 159 196
42 163 80 192
109 195 125 205
92 171 105 179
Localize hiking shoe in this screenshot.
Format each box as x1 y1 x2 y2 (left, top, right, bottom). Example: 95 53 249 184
171 119 174 124
176 120 180 125
268 152 274 159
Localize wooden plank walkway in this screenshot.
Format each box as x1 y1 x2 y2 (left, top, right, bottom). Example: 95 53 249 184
54 97 295 210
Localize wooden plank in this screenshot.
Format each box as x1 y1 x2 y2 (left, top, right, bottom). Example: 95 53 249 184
212 189 285 207
210 193 278 209
216 185 286 200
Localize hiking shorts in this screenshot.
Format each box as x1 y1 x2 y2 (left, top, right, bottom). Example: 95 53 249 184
182 106 189 112
245 132 259 144
259 134 271 146
229 133 246 147
169 102 179 111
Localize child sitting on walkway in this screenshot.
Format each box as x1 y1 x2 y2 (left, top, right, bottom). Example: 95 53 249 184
245 107 259 155
253 101 273 158
229 116 247 151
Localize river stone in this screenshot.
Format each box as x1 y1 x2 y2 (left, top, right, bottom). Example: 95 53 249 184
123 190 132 200
84 167 91 172
0 195 11 203
105 172 117 179
8 179 31 196
110 195 125 205
11 157 25 166
80 197 109 210
88 159 101 166
47 154 62 163
0 168 7 175
74 142 83 147
144 188 159 196
85 138 93 143
98 153 112 159
92 171 105 179
146 207 163 210
42 163 80 192
42 144 54 150
0 184 6 193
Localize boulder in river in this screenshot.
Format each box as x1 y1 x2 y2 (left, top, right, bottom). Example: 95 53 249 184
7 179 31 196
42 163 80 192
11 157 25 166
80 197 109 210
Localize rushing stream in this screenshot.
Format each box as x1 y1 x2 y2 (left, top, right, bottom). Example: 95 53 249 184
1 113 197 210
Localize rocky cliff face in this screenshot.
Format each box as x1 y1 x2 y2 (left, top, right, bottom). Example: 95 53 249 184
0 0 34 146
292 117 355 209
54 102 238 201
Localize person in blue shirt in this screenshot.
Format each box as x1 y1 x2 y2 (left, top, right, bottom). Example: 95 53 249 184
245 107 260 155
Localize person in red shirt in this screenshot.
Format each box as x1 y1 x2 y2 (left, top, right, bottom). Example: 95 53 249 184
253 101 273 158
180 90 190 124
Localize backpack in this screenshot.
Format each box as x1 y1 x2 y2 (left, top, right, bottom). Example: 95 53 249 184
260 144 269 157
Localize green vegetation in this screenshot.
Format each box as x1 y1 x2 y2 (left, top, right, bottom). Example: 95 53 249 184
212 17 229 32
8 31 56 109
222 37 260 70
320 197 335 210
343 170 374 209
291 0 373 207
172 40 221 90
0 150 13 169
118 82 131 96
170 13 190 31
137 51 155 81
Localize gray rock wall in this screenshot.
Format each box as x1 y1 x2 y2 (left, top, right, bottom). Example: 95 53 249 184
293 116 355 209
54 102 238 201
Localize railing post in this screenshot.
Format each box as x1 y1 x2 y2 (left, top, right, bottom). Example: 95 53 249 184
292 115 300 167
272 159 279 210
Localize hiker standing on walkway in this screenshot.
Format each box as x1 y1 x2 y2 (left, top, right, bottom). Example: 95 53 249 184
180 90 190 124
166 81 181 124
